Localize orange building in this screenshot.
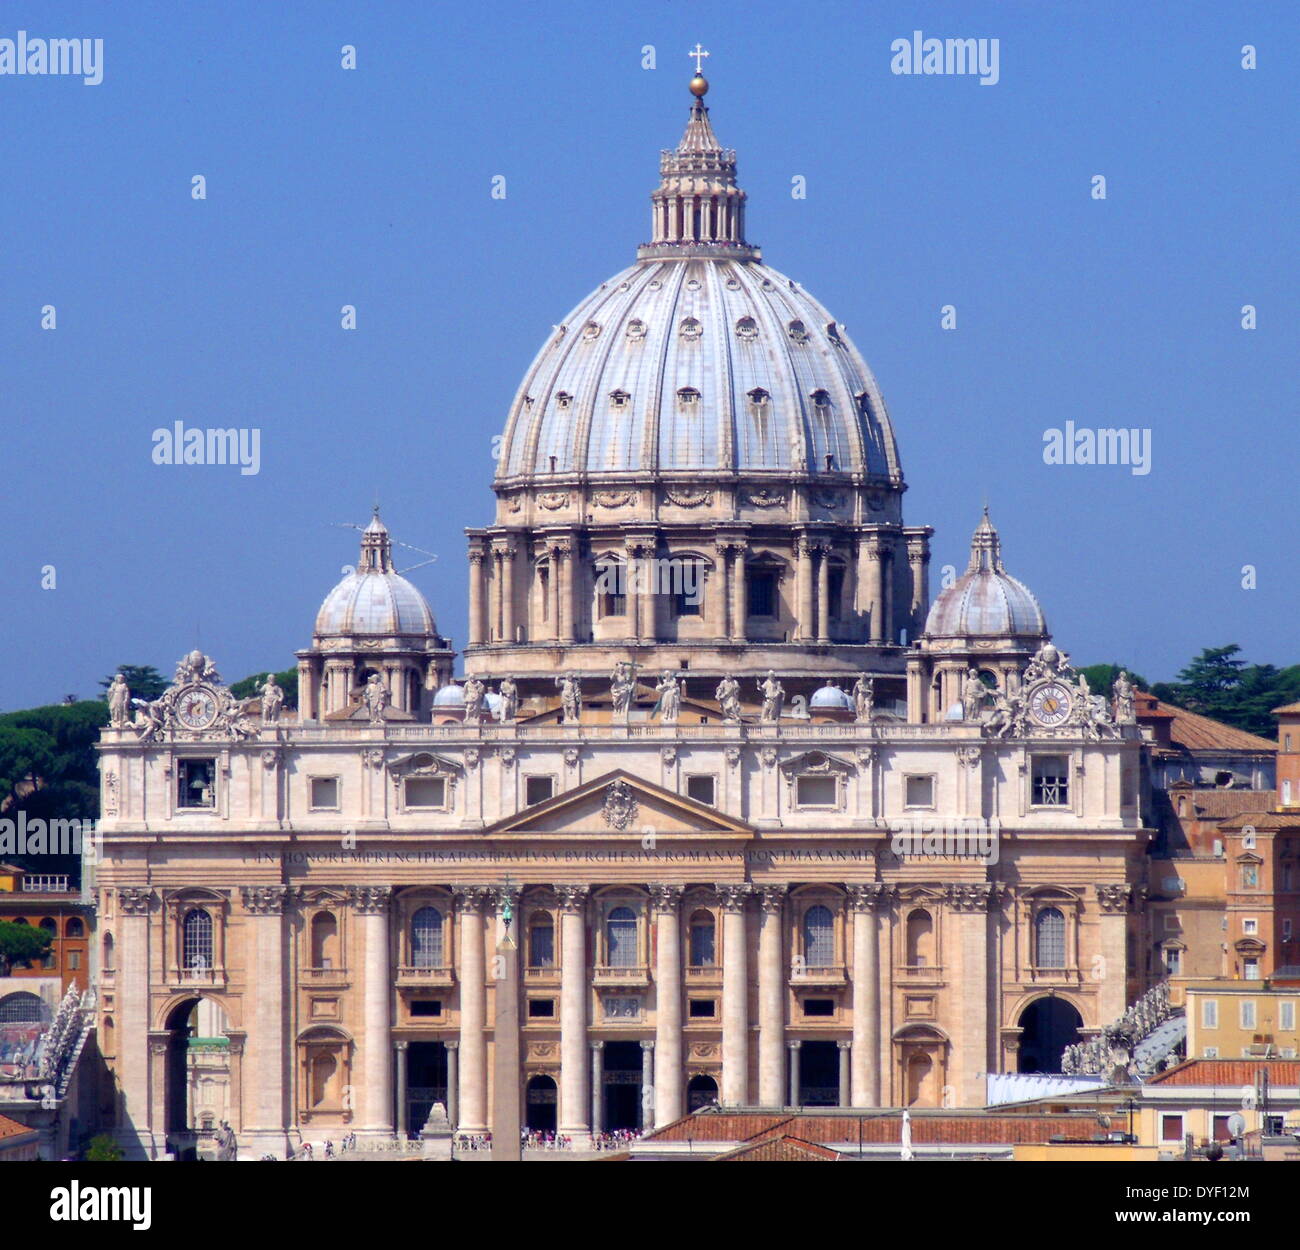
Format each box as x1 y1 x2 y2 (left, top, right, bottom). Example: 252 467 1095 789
0 864 92 995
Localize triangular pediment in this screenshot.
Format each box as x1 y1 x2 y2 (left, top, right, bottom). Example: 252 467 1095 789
483 769 754 837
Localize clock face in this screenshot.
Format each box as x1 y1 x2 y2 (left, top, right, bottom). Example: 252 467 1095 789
176 686 218 730
1029 681 1073 727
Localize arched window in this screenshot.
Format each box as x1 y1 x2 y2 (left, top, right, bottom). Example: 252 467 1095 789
182 908 213 971
1034 907 1066 969
411 907 444 968
65 917 84 938
905 909 933 967
606 906 638 968
310 912 338 969
688 910 716 967
102 932 115 973
803 905 834 967
0 992 45 1023
528 914 555 968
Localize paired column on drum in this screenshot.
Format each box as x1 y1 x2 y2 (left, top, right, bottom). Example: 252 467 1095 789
649 885 684 1127
557 885 591 1145
349 884 394 1139
467 539 487 646
717 883 751 1105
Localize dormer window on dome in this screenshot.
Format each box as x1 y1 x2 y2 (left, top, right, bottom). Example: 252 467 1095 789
556 392 572 410
747 387 770 406
735 316 758 340
609 389 631 409
626 319 647 341
581 321 602 341
810 388 831 409
680 317 702 340
787 320 809 343
677 387 701 407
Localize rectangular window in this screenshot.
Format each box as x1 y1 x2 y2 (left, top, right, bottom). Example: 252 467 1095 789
802 998 836 1018
1286 918 1295 941
688 999 716 1019
1241 1000 1257 1029
1280 1001 1295 1031
1165 947 1182 975
796 775 837 808
68 951 81 970
177 758 216 809
1031 756 1069 807
310 777 340 810
1164 914 1181 932
827 568 845 621
404 777 446 809
746 571 777 618
1245 959 1260 981
409 1000 442 1018
525 776 554 806
1202 999 1218 1029
527 999 555 1019
686 775 716 806
596 563 626 617
1203 1047 1219 1058
1212 1115 1233 1143
904 775 935 808
1266 1114 1286 1137
1160 1114 1184 1143
1243 918 1258 935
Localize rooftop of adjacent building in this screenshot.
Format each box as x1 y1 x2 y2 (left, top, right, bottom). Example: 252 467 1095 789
1136 691 1277 755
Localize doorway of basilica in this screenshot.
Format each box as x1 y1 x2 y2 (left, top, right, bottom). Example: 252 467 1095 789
525 1074 557 1133
601 1041 643 1131
1016 998 1083 1074
406 1041 449 1135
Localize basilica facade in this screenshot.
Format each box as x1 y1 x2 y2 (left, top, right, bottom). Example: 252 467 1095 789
93 71 1152 1160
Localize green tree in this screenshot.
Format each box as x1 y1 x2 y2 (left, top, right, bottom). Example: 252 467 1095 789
1078 664 1147 696
0 918 53 974
84 1133 124 1161
1154 645 1246 715
0 724 55 814
99 665 167 702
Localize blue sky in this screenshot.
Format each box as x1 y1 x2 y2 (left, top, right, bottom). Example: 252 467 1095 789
2 0 1295 708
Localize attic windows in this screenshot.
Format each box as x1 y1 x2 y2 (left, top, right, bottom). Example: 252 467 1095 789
677 387 701 408
735 316 758 340
787 319 808 344
680 317 703 341
609 390 631 410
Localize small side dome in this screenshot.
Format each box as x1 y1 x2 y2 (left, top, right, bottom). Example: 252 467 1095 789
809 681 853 710
924 510 1047 640
432 683 465 708
314 510 437 638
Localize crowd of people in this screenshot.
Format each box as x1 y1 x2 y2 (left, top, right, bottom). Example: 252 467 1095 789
592 1128 643 1151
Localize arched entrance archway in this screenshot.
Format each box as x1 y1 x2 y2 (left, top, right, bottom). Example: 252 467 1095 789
687 1074 718 1112
163 996 231 1160
1017 997 1083 1074
525 1074 557 1133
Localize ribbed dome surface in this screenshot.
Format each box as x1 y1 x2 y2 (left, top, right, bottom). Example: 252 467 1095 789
810 682 854 710
923 511 1047 639
314 512 437 638
496 257 901 481
315 572 435 637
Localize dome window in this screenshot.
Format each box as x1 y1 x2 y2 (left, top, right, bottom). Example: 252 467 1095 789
555 392 572 411
810 388 831 409
735 316 758 340
677 387 701 407
747 387 770 406
625 319 647 341
609 389 631 409
680 317 703 341
787 320 809 343
826 321 845 345
581 321 602 341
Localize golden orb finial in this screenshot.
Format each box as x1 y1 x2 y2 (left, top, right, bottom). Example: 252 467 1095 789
689 72 709 98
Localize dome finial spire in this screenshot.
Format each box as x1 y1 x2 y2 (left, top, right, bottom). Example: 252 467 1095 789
688 42 710 97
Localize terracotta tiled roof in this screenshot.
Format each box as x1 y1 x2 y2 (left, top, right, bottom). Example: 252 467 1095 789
1271 702 1300 716
645 1110 1110 1146
712 1135 843 1161
1176 789 1277 821
0 1112 37 1143
1148 1059 1300 1087
1151 700 1276 753
1219 811 1300 831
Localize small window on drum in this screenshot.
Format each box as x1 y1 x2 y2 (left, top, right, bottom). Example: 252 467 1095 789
310 777 340 810
746 570 777 618
676 386 701 408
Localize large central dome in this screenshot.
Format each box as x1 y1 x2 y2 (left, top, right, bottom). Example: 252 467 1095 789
466 72 932 695
496 257 901 481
